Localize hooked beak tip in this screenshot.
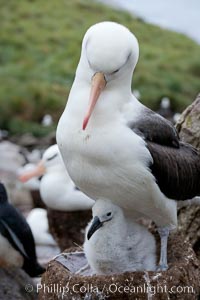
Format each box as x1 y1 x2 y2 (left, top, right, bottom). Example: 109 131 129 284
87 216 103 240
82 117 89 131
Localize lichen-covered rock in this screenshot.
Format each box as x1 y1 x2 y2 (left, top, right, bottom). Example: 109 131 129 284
0 267 37 300
178 206 200 259
176 93 200 259
47 208 92 251
39 232 200 300
176 93 200 150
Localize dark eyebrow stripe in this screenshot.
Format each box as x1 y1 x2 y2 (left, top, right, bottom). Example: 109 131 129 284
47 153 58 161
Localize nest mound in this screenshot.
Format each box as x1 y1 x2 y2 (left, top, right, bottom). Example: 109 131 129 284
47 208 92 251
30 190 46 209
39 232 200 300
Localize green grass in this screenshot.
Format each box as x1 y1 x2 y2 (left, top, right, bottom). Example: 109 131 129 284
0 0 200 136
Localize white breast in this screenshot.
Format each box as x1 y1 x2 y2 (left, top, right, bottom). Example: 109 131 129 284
57 82 177 227
0 233 24 268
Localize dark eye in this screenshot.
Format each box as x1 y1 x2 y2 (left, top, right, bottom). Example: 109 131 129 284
106 212 112 217
111 69 119 75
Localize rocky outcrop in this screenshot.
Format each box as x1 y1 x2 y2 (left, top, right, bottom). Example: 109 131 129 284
176 93 200 260
47 209 92 251
39 232 200 300
0 267 37 300
176 93 200 150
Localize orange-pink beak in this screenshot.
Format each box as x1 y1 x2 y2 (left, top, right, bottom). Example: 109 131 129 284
82 72 106 130
18 161 45 183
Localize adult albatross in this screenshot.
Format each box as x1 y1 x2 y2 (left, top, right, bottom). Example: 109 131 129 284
56 21 200 270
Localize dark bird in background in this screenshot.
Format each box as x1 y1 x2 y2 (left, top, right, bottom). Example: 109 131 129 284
0 182 45 277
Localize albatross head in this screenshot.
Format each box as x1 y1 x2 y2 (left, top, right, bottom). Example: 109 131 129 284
77 21 139 130
19 144 65 182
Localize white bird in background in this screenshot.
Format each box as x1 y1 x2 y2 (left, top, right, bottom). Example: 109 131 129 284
57 21 200 270
84 199 156 274
173 113 181 124
19 144 94 211
26 208 56 246
41 114 53 127
157 97 174 121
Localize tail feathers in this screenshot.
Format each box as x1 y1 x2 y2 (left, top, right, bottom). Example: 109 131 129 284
23 259 45 277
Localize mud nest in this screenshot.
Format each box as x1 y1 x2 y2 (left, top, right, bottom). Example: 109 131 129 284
39 232 200 300
30 190 46 209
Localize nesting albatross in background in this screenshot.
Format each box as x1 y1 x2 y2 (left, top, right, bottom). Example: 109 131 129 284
19 144 94 211
57 21 200 270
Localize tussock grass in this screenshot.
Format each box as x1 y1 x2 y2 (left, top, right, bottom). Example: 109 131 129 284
0 0 200 136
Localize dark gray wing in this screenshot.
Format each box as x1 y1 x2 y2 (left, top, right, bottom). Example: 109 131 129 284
130 108 200 200
130 108 179 148
147 142 200 200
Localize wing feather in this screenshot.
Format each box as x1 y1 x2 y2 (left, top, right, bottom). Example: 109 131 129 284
130 108 200 200
0 219 28 258
147 142 200 200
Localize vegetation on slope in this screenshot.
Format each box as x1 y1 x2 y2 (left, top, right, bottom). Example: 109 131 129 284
0 0 200 136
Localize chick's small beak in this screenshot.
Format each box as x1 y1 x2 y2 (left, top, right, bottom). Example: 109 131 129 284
87 216 103 240
82 72 106 130
18 161 45 183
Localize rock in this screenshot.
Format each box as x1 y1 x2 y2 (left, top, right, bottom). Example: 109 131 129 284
176 93 200 260
11 132 57 151
178 206 200 259
176 93 200 150
13 134 38 148
47 209 92 251
0 267 37 300
39 232 200 300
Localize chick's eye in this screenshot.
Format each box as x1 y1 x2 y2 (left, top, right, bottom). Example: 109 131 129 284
106 212 112 217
